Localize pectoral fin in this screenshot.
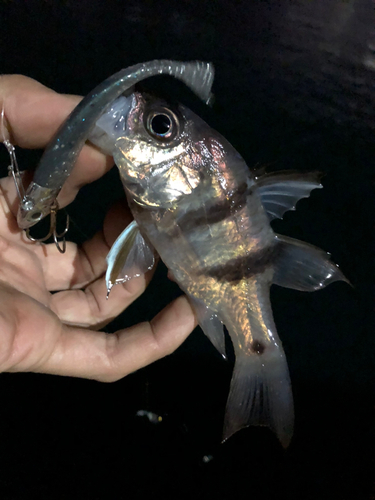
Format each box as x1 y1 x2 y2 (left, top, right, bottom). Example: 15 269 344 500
273 234 349 291
257 171 323 221
188 295 226 359
106 220 155 296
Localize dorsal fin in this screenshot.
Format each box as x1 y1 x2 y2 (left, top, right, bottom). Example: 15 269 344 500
256 171 323 221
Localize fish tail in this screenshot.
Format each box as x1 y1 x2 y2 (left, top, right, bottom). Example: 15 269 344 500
223 344 294 448
221 280 294 448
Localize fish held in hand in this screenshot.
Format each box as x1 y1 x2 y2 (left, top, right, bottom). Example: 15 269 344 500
19 63 348 447
90 91 347 447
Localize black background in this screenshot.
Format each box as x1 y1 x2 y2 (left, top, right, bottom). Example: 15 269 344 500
0 1 374 499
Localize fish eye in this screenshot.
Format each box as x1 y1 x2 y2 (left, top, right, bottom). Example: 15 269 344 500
145 107 179 142
151 114 171 135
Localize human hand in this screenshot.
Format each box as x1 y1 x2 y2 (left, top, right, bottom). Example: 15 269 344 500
0 75 195 381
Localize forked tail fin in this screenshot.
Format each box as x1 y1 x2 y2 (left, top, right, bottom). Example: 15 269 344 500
223 346 294 448
221 278 294 448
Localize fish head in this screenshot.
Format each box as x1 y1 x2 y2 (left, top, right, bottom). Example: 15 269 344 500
112 92 207 209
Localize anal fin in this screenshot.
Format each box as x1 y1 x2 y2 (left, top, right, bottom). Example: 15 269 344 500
273 234 349 291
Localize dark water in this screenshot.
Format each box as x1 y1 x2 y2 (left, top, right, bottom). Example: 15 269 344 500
0 1 374 499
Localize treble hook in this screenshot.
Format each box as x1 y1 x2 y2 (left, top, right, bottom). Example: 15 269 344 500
26 201 70 254
2 104 70 254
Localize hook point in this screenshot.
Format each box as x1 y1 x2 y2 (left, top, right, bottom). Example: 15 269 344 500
25 203 69 253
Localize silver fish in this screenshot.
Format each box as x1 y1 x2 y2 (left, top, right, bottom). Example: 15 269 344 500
16 64 348 447
89 91 348 447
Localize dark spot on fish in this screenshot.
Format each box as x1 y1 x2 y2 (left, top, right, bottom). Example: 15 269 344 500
204 244 279 283
250 340 265 355
177 183 249 231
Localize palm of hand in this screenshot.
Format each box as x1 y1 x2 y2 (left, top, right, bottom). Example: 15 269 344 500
0 75 195 381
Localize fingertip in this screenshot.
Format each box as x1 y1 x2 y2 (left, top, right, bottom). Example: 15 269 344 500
0 75 79 148
57 145 114 208
99 295 196 381
150 295 197 352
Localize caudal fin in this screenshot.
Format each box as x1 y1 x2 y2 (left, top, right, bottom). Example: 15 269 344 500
223 348 294 448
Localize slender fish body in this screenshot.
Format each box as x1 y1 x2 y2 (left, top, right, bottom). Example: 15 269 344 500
17 64 348 446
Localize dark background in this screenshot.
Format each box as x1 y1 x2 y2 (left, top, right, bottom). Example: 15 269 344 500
0 1 374 499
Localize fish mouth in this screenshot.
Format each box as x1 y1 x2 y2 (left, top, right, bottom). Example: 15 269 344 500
88 91 138 158
113 91 135 135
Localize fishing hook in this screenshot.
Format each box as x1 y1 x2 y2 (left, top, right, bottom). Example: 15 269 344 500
26 201 70 254
1 106 69 253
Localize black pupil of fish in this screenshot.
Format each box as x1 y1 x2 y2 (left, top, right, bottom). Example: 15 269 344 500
151 114 171 136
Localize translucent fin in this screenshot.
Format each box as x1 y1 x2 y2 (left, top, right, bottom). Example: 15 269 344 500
256 171 323 220
221 279 294 448
106 220 155 296
273 234 349 291
223 349 294 448
188 295 226 359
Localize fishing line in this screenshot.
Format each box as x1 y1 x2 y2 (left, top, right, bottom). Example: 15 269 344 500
1 103 26 203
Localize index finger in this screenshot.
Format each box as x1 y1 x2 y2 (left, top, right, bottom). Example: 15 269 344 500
0 74 114 208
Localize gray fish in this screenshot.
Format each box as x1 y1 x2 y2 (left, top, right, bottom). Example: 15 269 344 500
89 91 348 447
